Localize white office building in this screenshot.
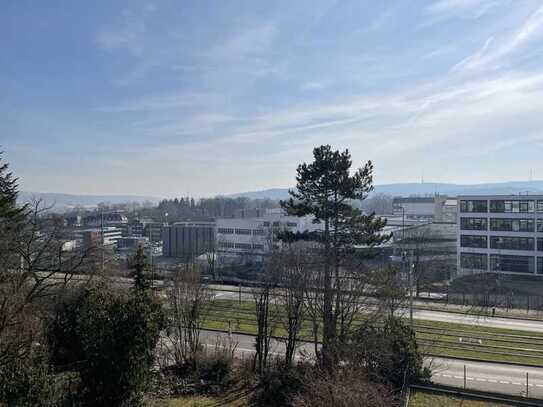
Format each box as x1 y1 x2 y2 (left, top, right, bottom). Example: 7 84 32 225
457 195 543 277
216 210 320 255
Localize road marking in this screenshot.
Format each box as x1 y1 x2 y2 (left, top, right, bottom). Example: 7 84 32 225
453 376 462 379
512 382 521 385
488 379 497 383
475 378 486 382
442 374 452 378
536 384 543 388
499 381 510 384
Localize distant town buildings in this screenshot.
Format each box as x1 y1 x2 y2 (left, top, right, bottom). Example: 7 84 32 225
457 195 543 277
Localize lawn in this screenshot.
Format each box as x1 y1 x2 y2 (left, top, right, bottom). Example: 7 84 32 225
200 299 543 366
409 389 515 407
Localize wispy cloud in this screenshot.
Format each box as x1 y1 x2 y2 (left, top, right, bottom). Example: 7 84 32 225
425 0 503 20
452 4 543 72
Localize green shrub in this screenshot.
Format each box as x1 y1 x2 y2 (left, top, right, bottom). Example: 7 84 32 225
0 353 61 407
48 286 165 407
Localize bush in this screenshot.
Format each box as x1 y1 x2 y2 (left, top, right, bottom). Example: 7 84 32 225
251 363 307 407
48 286 165 407
347 317 430 389
290 367 396 407
0 352 62 407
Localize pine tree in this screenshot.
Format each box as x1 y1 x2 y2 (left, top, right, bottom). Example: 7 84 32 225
280 145 390 368
0 151 27 222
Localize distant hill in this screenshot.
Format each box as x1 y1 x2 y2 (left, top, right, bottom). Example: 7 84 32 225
17 192 161 211
230 181 543 200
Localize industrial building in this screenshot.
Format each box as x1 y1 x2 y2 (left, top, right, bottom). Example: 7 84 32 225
162 221 216 259
393 196 457 223
457 195 543 277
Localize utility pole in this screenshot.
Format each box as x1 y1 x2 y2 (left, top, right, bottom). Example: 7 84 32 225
409 258 414 327
101 210 104 274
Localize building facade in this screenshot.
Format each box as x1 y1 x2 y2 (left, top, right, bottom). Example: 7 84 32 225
457 195 543 277
393 196 457 223
162 221 216 259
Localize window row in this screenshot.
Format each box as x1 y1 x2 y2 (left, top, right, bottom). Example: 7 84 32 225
460 199 543 213
218 228 267 236
490 218 534 232
460 235 487 249
490 236 534 251
460 217 487 230
460 253 543 274
460 217 543 232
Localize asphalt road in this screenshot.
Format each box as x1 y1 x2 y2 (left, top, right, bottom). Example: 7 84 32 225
198 329 543 399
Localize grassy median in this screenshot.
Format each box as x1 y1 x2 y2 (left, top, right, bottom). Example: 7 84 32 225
200 299 543 366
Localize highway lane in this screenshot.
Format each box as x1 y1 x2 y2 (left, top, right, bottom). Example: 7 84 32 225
198 329 543 399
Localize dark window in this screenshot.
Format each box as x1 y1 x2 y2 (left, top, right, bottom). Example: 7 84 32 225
460 217 487 231
252 229 265 235
217 228 234 234
460 253 487 270
490 236 534 251
490 200 534 213
286 222 297 227
538 238 543 251
489 218 534 232
537 201 543 213
490 255 534 273
460 200 487 213
538 219 543 232
538 257 543 275
235 228 251 235
460 235 487 249
234 242 252 249
252 244 264 250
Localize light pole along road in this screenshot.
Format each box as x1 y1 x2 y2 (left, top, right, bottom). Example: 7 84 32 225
197 329 543 399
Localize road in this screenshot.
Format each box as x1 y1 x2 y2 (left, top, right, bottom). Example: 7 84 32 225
198 329 543 399
210 284 543 333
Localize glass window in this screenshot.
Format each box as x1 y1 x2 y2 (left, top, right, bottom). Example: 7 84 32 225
490 254 534 273
217 228 234 234
460 200 488 213
490 200 534 213
460 253 487 270
460 235 488 249
490 218 534 232
235 228 252 235
538 257 543 275
538 238 543 251
538 219 543 232
490 200 505 213
537 201 543 213
460 217 487 231
490 236 534 251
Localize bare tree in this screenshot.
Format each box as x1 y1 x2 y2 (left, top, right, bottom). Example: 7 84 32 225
252 254 279 375
166 263 213 367
362 193 393 215
398 226 451 297
0 200 98 371
273 244 309 367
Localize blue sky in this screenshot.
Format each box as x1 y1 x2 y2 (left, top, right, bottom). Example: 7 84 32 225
2 0 543 197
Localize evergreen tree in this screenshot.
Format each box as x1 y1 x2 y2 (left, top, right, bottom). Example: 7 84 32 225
132 244 149 292
280 145 390 368
0 151 27 222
